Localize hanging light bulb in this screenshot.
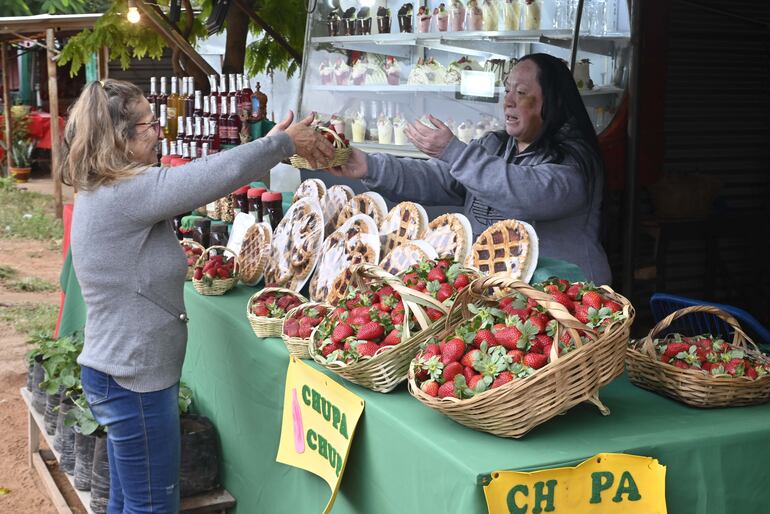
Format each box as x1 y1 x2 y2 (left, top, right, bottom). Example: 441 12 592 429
127 0 141 24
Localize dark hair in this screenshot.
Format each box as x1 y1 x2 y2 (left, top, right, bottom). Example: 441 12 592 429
518 53 601 157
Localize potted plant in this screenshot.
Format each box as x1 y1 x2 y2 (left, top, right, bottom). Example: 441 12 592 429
7 138 36 183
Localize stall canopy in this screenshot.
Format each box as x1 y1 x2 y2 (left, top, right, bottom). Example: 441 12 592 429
1 14 103 218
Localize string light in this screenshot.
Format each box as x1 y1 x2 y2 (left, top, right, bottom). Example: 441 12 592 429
127 0 141 24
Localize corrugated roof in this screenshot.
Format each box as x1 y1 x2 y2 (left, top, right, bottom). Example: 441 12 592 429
0 13 102 38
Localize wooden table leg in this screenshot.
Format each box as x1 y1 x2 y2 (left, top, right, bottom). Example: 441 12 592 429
28 407 39 468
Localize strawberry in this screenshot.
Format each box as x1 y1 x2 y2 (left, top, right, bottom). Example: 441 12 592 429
355 341 380 358
494 326 522 350
581 291 603 310
463 366 475 384
473 329 498 348
460 349 481 368
544 284 560 295
499 296 513 308
491 371 513 389
381 329 401 346
532 334 553 353
468 374 486 391
673 360 690 370
357 322 385 341
298 325 313 338
603 300 622 313
566 284 581 300
436 283 454 302
193 268 203 281
528 314 549 334
662 343 690 360
523 353 548 369
574 304 591 324
284 319 300 337
442 361 463 382
331 307 346 320
437 381 457 398
746 365 758 380
426 308 444 321
420 380 439 397
507 349 525 363
550 291 575 313
427 267 446 283
277 294 294 310
453 274 470 290
252 303 269 317
321 342 342 357
441 338 466 365
422 343 441 359
331 323 354 344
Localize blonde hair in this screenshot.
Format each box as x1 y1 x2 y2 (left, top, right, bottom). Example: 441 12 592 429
60 79 149 191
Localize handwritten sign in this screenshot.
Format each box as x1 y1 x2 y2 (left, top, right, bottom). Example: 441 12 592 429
483 453 667 514
276 357 365 513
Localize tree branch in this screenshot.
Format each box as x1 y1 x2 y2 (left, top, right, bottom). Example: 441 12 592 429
233 0 302 64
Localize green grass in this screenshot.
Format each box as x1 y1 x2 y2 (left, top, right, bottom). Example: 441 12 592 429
7 276 58 292
0 177 63 241
0 302 59 338
0 265 17 280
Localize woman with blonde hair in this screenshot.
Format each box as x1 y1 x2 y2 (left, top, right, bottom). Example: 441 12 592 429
63 78 333 513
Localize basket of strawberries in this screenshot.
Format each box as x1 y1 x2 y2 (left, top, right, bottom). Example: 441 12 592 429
407 273 634 438
308 263 450 393
181 239 205 281
626 305 770 408
192 246 239 296
247 288 308 338
282 302 332 359
289 125 351 170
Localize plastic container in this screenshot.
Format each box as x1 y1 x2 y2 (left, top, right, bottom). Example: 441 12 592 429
261 191 284 231
247 187 267 222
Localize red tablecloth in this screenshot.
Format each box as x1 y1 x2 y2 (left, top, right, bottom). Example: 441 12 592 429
0 111 65 159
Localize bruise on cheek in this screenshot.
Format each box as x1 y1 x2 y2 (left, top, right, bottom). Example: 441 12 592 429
518 95 537 109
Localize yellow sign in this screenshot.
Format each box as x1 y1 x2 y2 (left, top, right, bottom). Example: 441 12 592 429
484 453 667 514
276 357 365 513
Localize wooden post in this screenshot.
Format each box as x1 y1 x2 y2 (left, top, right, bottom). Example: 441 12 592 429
1 41 12 176
46 29 62 219
98 46 109 80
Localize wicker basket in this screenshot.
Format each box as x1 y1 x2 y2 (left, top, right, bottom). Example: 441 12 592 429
181 240 206 281
247 288 309 338
281 302 333 359
407 273 635 438
192 246 239 296
626 305 770 408
308 264 452 393
289 126 351 170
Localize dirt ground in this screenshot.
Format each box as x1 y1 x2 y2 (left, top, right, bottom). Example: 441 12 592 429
0 238 67 513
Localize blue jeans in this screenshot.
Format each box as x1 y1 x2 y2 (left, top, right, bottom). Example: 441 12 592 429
81 366 180 514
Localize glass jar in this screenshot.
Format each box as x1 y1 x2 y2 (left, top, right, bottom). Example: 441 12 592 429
192 218 211 248
209 222 229 247
247 187 267 222
233 186 250 214
261 192 284 231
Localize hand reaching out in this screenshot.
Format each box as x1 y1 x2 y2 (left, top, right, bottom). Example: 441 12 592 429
404 115 456 158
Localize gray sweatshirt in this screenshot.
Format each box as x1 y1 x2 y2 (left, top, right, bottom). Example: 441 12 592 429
71 133 295 392
362 126 611 284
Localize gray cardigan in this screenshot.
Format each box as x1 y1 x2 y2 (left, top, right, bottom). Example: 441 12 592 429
72 133 294 392
362 127 611 284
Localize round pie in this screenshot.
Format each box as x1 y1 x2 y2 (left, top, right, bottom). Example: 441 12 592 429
466 219 538 281
379 202 429 257
292 178 327 205
309 215 380 303
238 222 272 285
336 192 387 228
379 240 438 276
263 198 324 291
322 184 355 236
424 213 473 263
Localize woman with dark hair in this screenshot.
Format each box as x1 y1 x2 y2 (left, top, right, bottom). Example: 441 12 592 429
329 53 611 284
64 79 333 513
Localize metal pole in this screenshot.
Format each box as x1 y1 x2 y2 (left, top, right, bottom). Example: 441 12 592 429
622 0 642 296
1 42 12 176
569 0 586 71
47 29 62 219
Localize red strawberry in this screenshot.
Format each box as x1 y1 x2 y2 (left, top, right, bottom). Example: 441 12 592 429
523 353 548 369
331 307 346 320
427 267 446 283
420 380 439 397
746 365 758 380
442 361 463 382
461 349 481 368
499 296 513 308
357 322 385 341
402 272 419 286
252 303 269 317
550 292 575 313
662 343 690 360
331 323 354 344
438 381 457 398
426 308 445 321
673 360 690 370
528 314 549 334
495 326 522 350
603 300 622 313
355 341 380 358
533 334 553 351
473 329 498 348
491 371 513 389
298 325 313 338
277 294 294 309
507 349 525 363
574 304 591 324
193 268 203 280
441 338 466 365
436 283 454 302
321 343 342 357
453 274 470 290
463 366 475 384
468 374 485 391
422 343 441 359
566 284 581 300
284 319 300 337
581 291 603 310
381 329 401 346
544 284 560 294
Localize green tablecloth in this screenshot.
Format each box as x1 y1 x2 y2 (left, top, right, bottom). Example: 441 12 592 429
57 257 770 513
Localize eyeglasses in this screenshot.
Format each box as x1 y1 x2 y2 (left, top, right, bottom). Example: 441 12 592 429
135 119 161 136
